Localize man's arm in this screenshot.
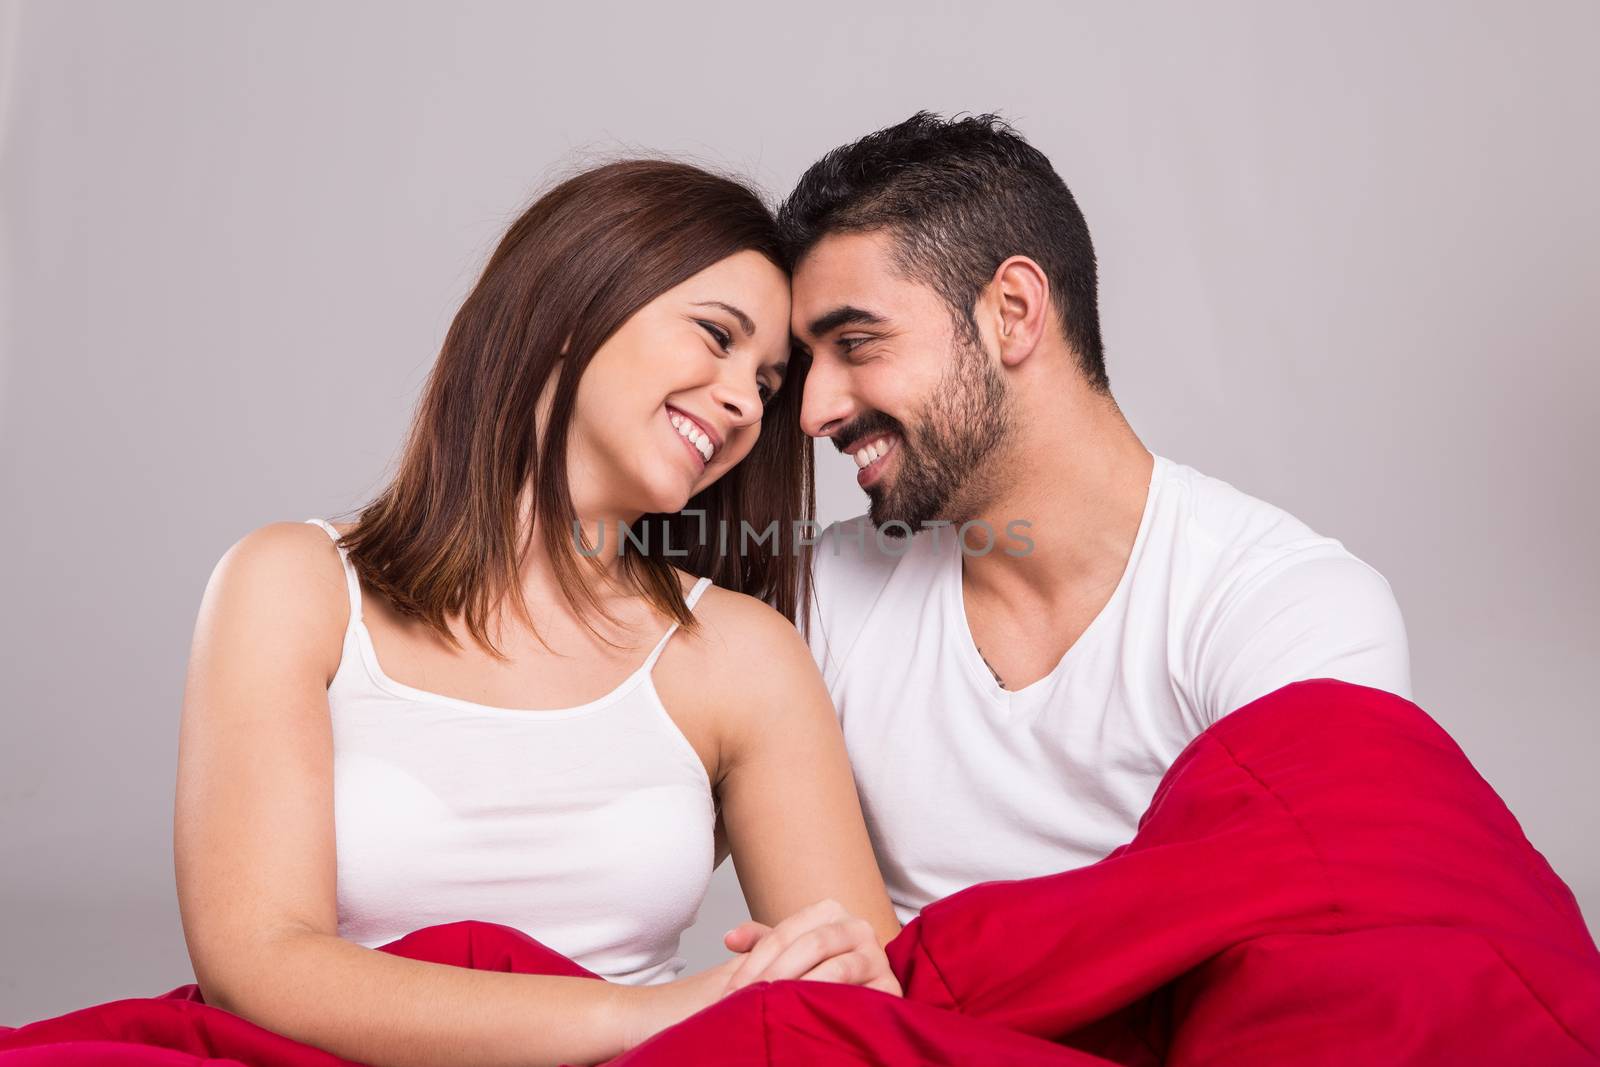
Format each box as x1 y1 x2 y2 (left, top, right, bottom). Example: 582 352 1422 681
1197 552 1412 724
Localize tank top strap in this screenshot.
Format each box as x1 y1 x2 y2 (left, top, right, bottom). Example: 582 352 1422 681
640 576 714 673
684 574 714 609
304 518 364 624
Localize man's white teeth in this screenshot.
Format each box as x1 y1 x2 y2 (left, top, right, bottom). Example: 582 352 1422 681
853 438 891 468
670 413 713 463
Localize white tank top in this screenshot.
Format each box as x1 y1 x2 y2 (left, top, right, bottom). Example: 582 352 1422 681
304 518 716 985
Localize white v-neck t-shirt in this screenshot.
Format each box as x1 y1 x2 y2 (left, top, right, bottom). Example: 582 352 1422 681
805 453 1412 923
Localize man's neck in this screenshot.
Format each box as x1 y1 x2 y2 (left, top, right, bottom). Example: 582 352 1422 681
959 386 1154 610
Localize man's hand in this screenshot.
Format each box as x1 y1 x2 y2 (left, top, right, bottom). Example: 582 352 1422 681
719 898 902 996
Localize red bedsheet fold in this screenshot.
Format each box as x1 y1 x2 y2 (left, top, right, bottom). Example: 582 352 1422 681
887 679 1600 1063
4 680 1597 1065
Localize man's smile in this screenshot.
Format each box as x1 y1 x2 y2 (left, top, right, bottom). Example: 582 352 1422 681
846 432 899 487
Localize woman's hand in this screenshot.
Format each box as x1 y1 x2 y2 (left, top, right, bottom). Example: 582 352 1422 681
719 898 903 997
612 954 745 1053
609 899 902 1055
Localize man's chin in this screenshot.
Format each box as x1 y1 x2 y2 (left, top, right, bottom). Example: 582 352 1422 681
866 492 927 539
866 482 971 538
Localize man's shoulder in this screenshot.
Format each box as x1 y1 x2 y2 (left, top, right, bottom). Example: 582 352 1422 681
1151 458 1410 716
1155 457 1372 582
806 513 942 684
1160 458 1322 553
1150 456 1401 626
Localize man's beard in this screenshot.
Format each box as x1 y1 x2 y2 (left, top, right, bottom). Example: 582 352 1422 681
865 336 1012 537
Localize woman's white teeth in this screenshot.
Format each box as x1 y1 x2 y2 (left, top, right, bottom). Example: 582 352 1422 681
854 438 892 468
670 413 713 463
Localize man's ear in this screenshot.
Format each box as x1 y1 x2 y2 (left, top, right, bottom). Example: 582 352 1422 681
986 256 1050 368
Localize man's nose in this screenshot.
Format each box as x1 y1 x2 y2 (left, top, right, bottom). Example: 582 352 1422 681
800 356 852 440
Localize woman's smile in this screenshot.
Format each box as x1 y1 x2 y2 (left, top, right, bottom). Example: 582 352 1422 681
665 404 721 472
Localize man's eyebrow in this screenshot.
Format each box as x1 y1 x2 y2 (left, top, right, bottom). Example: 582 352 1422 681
692 301 756 338
805 305 886 339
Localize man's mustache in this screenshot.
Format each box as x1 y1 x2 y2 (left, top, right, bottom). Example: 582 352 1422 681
831 412 906 454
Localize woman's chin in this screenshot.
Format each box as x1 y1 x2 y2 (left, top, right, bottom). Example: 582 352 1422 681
632 475 698 518
622 451 724 518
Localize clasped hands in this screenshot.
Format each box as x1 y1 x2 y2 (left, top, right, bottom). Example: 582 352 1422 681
717 897 901 997
616 897 902 1054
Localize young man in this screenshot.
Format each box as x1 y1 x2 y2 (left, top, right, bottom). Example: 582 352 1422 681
782 112 1412 923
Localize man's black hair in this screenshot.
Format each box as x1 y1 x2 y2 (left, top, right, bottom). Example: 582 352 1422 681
778 111 1108 392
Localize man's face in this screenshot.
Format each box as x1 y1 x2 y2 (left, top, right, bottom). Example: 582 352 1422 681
792 230 1012 535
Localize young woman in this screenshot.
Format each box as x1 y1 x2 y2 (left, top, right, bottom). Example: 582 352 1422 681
172 160 900 1067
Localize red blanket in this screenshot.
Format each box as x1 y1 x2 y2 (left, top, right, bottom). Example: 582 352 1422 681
4 680 1597 1065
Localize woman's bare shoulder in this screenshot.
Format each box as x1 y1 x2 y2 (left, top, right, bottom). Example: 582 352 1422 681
684 579 801 645
198 521 352 683
673 578 820 698
216 521 350 596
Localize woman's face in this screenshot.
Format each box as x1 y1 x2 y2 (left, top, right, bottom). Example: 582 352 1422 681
567 249 792 520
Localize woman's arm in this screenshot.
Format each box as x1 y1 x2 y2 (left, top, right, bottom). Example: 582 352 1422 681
689 591 902 986
173 524 732 1067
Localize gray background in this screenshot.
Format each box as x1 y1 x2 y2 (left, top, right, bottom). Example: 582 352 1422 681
2 0 1595 1025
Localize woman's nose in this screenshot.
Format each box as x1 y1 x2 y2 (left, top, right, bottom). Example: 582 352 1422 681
711 376 762 429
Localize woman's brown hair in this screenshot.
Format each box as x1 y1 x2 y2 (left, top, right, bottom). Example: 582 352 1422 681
332 159 814 659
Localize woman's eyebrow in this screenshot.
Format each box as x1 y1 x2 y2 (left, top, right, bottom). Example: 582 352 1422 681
692 300 756 338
